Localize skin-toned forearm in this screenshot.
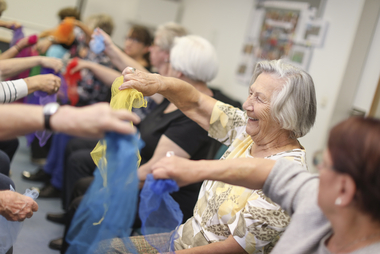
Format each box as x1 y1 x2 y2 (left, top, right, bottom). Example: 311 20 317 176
176 235 247 254
158 76 217 130
152 157 275 190
0 104 44 140
74 20 93 44
199 158 274 190
85 62 121 86
0 56 43 79
0 46 20 60
104 43 149 73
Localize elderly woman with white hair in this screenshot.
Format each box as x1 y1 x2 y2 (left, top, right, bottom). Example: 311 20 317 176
112 59 317 253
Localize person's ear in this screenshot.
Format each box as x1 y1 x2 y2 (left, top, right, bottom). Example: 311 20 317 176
336 174 356 207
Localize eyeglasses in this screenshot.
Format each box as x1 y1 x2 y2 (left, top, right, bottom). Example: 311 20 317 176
125 37 143 44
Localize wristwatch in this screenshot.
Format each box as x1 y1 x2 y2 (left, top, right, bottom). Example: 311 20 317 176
43 102 60 131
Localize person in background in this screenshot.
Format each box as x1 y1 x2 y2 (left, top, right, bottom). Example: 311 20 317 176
123 25 153 71
49 34 239 253
151 116 380 254
96 58 317 253
22 13 116 196
37 7 81 54
0 0 21 30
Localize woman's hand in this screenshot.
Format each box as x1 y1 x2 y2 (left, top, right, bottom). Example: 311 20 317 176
120 67 163 96
36 39 53 54
151 156 202 187
69 58 90 74
3 20 22 30
93 28 113 47
24 74 61 95
15 35 37 51
39 57 63 73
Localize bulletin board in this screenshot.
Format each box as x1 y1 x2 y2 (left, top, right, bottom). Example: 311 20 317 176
236 0 328 85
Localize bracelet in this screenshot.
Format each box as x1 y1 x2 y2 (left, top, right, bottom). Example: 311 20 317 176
14 44 20 53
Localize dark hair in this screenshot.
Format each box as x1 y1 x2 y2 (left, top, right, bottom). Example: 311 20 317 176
129 25 153 68
58 7 81 21
328 116 380 221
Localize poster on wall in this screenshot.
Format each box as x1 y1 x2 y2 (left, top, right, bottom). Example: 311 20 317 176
236 0 328 85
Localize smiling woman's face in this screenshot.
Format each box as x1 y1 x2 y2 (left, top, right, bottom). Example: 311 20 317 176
243 73 283 143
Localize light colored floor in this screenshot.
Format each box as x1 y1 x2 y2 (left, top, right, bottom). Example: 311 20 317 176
10 137 64 254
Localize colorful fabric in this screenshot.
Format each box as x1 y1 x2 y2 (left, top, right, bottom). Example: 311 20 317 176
66 132 143 254
140 174 182 253
91 76 146 166
95 233 173 254
89 34 105 54
174 101 308 253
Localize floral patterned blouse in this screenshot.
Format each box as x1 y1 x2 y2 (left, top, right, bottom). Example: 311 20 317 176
174 101 308 253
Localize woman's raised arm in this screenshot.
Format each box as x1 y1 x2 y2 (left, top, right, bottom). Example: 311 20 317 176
121 68 217 131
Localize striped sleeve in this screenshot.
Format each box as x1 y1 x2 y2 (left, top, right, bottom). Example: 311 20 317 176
0 79 28 104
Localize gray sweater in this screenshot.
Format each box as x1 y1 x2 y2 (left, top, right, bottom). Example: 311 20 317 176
263 159 380 254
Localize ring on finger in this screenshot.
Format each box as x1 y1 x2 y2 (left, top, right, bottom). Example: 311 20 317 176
127 67 136 74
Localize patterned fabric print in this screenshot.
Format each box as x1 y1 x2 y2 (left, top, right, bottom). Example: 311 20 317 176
76 50 114 106
95 236 161 254
69 28 114 106
175 101 307 254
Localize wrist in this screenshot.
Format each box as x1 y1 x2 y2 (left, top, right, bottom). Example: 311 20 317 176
43 102 60 131
14 44 21 53
24 77 40 93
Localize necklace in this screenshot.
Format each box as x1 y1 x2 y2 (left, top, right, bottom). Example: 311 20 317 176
333 231 380 254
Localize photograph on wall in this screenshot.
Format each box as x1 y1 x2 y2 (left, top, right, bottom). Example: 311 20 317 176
286 44 311 69
302 19 328 47
236 1 309 85
236 0 327 85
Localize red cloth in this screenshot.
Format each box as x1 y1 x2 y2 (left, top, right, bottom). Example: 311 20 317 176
63 58 81 106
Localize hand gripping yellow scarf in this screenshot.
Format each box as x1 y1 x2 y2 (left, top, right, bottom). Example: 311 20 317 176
90 76 146 186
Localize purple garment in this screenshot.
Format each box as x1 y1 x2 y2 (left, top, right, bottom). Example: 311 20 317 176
43 133 73 190
33 68 58 146
9 27 35 80
10 27 24 47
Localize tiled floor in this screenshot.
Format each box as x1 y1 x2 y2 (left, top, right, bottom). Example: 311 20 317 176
10 137 64 253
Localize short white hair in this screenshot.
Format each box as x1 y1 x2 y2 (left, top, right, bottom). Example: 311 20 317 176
154 22 188 51
250 59 317 138
170 35 218 83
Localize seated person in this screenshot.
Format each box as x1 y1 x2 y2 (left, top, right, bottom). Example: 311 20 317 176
151 116 380 254
50 35 239 252
96 58 317 253
22 14 117 197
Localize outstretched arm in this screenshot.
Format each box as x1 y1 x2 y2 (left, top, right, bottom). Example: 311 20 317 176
138 135 190 188
69 59 121 86
74 20 94 44
121 69 217 131
0 36 35 60
152 156 274 190
95 28 149 73
0 56 63 79
0 103 140 140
